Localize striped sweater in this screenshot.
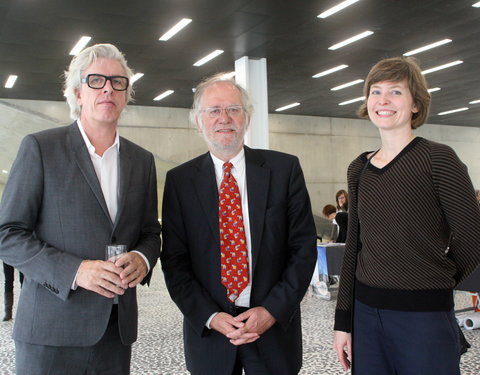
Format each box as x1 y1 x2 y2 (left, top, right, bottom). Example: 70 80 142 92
334 137 480 332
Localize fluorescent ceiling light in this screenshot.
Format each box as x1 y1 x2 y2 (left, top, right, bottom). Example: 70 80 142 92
403 39 452 56
313 64 348 78
422 60 463 75
275 102 300 112
331 79 364 91
473 2 480 7
1 169 8 174
193 50 224 66
69 36 91 56
221 72 236 79
131 73 144 84
339 96 365 105
159 18 192 41
153 90 174 101
329 30 373 50
318 0 360 18
5 75 17 88
428 87 441 93
469 99 480 104
438 107 469 116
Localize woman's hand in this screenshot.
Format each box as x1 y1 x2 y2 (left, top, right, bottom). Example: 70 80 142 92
333 330 352 370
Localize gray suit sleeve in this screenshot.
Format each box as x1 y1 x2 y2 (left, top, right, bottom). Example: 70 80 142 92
0 135 82 300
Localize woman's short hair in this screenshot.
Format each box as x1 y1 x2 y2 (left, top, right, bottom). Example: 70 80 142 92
189 73 254 127
63 43 134 120
322 204 337 218
357 57 431 129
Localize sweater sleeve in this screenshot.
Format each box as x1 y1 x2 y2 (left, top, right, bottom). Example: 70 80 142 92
430 142 480 284
334 155 366 332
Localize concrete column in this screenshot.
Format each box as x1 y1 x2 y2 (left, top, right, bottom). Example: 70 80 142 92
234 57 269 150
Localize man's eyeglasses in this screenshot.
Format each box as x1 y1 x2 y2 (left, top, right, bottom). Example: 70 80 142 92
201 105 244 118
81 74 129 91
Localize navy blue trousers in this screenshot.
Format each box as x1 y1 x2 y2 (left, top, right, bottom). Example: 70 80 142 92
353 299 460 375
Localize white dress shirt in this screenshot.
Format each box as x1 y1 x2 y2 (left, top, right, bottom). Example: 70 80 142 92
72 121 149 292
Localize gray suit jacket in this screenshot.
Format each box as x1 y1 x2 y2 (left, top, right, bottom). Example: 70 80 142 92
0 122 161 346
161 147 317 375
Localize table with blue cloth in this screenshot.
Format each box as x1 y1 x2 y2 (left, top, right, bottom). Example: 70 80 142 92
310 243 345 298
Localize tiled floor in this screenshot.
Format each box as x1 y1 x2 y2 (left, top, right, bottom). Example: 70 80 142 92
1 266 480 375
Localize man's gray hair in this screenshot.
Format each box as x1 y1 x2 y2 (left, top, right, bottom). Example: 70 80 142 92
189 73 254 126
63 43 134 120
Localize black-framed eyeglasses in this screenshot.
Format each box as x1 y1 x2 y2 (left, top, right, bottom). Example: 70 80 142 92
201 105 244 118
81 74 129 91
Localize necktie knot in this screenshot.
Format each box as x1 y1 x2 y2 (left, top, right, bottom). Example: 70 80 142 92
223 162 233 177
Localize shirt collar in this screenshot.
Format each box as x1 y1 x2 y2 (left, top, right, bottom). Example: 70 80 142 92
210 148 245 172
77 120 120 156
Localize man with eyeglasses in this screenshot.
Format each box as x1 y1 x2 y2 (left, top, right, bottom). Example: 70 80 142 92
161 73 317 375
0 43 161 375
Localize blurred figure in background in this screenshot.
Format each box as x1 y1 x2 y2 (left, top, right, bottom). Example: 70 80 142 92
2 262 23 321
322 204 348 243
335 189 348 212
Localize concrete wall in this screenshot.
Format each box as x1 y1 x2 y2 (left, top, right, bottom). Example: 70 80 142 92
1 98 479 217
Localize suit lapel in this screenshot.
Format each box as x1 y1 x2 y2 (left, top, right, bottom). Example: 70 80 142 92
244 147 270 272
69 122 112 224
193 153 220 244
115 137 132 228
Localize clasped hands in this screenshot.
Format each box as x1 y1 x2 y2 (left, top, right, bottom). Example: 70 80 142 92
210 306 276 346
76 252 147 298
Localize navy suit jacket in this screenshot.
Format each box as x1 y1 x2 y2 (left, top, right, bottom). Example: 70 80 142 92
161 146 317 375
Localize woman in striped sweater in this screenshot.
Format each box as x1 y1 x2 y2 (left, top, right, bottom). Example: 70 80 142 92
333 57 480 375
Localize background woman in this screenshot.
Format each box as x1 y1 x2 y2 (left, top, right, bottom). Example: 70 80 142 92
333 57 480 375
335 189 348 212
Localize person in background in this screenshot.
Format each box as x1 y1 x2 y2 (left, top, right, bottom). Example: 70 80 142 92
2 262 23 321
335 189 348 212
161 73 317 375
322 204 348 243
0 43 161 375
333 56 480 375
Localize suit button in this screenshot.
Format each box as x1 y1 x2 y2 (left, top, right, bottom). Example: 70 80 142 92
111 236 117 243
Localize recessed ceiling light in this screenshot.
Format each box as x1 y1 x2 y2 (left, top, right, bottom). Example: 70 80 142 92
331 79 364 91
422 60 463 75
473 2 480 7
313 64 348 78
339 96 365 105
428 87 441 93
131 73 144 84
153 90 174 101
469 99 480 104
1 169 8 174
275 102 300 112
328 31 374 50
159 18 192 41
69 36 91 56
193 50 224 66
438 107 469 116
403 39 452 56
318 0 360 18
5 75 17 88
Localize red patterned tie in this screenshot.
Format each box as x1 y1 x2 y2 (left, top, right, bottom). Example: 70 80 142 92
219 162 249 303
